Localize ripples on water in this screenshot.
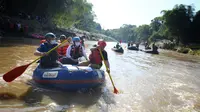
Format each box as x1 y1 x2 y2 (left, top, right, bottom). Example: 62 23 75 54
0 40 200 111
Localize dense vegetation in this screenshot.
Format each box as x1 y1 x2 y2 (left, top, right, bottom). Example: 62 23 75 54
0 0 101 32
100 4 200 46
1 1 200 47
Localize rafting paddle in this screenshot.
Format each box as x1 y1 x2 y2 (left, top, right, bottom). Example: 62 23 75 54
3 39 71 82
98 48 119 94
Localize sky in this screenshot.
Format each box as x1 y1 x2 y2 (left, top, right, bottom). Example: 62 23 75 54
87 0 200 29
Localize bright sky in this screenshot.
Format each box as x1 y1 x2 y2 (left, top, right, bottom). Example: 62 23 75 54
87 0 200 29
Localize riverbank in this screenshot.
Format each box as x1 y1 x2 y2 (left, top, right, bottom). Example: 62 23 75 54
0 29 114 47
0 14 113 44
0 36 41 46
155 40 200 56
177 47 200 56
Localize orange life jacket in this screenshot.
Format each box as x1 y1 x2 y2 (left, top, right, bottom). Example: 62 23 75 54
57 45 69 56
89 48 102 64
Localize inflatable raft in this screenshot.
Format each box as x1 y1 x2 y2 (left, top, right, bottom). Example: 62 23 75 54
127 46 139 51
145 46 151 50
112 47 124 53
31 34 45 39
144 50 159 54
33 65 105 90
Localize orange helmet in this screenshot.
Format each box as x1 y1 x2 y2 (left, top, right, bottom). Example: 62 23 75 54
98 40 106 47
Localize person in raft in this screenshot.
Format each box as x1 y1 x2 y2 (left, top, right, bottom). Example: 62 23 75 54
115 42 121 49
60 36 88 65
78 39 110 73
34 32 71 68
152 42 158 52
57 34 70 58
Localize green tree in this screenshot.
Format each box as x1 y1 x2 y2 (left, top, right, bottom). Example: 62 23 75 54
150 17 162 32
161 4 194 45
191 10 200 43
135 25 152 41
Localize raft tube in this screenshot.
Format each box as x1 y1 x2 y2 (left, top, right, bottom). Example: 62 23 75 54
144 50 159 54
112 47 124 53
127 46 139 51
33 65 105 90
145 46 151 50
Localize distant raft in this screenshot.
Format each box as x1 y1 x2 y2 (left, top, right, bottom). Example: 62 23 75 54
112 47 124 53
144 50 159 54
127 46 139 51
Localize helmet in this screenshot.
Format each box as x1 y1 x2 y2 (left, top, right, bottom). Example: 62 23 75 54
72 36 80 42
45 32 56 39
98 40 106 47
60 34 66 39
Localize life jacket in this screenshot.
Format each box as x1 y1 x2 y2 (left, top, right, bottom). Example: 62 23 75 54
57 44 69 56
70 45 83 59
89 48 102 64
40 43 58 68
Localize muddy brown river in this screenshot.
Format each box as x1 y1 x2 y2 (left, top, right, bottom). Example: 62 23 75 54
0 38 200 112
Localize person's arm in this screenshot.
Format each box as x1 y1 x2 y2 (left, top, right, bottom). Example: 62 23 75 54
34 50 46 56
34 44 47 57
66 45 72 58
82 46 88 60
104 60 110 69
102 51 110 73
104 52 110 68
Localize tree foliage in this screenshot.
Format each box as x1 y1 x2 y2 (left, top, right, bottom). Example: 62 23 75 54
1 0 100 32
1 1 200 44
100 4 200 45
101 24 137 42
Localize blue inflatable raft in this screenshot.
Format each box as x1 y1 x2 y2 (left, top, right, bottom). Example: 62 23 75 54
33 65 105 90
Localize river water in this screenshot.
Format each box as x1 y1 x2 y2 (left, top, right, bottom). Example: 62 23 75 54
0 39 200 112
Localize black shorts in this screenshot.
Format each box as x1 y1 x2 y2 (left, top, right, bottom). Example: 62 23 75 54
60 57 78 65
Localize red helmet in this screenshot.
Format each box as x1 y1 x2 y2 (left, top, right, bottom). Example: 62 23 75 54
98 40 106 47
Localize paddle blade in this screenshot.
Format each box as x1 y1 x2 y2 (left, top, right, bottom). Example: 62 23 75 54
3 63 31 82
113 87 119 94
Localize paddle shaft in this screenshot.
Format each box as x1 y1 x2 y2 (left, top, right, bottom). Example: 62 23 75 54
98 48 116 90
